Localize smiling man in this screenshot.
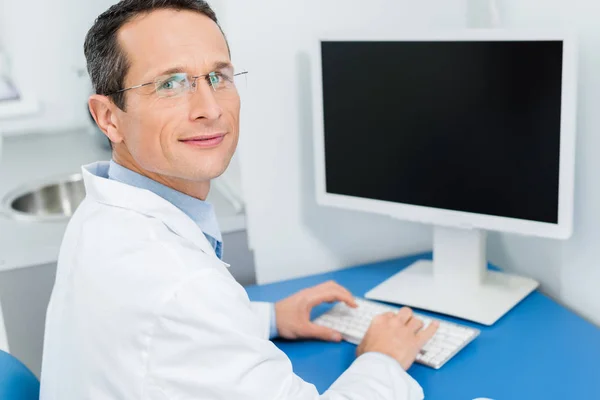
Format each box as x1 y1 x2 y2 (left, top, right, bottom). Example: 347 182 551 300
39 1 436 399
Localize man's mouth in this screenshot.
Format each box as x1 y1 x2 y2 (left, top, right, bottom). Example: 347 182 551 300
179 133 226 148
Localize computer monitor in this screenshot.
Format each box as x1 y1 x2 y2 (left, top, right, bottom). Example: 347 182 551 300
312 31 577 325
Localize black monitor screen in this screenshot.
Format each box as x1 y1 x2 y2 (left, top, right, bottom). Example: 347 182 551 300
321 40 563 224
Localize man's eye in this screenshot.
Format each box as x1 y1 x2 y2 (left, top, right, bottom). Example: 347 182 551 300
161 79 183 90
161 81 175 90
156 74 188 94
209 73 222 85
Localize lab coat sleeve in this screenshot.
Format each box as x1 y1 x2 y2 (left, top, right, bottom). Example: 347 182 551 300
142 270 423 400
249 301 274 340
326 352 424 399
143 268 424 400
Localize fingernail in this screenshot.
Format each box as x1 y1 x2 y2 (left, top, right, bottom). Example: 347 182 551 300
332 333 342 341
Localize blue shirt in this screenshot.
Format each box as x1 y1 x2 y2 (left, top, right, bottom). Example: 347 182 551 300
107 160 278 339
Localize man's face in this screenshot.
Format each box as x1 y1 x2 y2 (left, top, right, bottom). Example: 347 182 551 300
114 9 240 184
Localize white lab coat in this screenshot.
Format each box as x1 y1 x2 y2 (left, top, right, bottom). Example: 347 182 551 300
40 161 424 400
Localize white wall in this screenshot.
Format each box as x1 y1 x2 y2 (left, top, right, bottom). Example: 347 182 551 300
468 0 600 326
223 0 467 284
0 0 120 135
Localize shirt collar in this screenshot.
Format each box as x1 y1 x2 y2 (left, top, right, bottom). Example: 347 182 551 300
107 160 222 242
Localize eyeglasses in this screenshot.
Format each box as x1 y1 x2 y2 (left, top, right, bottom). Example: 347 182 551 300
109 67 248 98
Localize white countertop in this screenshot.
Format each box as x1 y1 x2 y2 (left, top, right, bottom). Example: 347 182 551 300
0 129 246 272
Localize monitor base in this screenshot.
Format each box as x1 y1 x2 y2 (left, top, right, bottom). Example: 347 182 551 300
364 227 539 326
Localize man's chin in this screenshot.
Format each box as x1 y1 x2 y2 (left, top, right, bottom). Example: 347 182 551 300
180 160 232 182
173 143 236 180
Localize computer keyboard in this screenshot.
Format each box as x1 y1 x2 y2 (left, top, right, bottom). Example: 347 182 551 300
313 297 480 369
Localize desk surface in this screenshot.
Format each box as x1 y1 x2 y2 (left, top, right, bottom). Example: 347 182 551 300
246 253 600 400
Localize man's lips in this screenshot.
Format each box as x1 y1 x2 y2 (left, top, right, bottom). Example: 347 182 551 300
179 133 226 148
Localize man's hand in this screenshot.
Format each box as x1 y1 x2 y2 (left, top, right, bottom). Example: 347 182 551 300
356 307 439 370
275 280 357 342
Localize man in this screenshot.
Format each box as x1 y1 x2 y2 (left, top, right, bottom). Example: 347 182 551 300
40 1 438 399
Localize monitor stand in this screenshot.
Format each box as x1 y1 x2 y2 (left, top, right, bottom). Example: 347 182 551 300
364 226 539 326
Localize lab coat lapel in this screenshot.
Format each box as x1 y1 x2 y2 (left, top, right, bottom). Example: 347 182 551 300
81 162 228 266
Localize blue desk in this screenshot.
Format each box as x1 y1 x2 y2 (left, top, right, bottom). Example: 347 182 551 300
246 253 600 400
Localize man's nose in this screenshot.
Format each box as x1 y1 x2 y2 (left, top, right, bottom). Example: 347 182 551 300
189 79 223 120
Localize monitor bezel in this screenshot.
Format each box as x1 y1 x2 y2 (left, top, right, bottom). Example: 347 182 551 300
312 30 578 239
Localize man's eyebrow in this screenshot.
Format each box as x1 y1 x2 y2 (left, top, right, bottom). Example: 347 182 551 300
140 65 186 82
212 61 233 71
155 66 187 77
148 61 233 80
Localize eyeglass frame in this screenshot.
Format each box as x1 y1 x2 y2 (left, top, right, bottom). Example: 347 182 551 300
106 69 248 96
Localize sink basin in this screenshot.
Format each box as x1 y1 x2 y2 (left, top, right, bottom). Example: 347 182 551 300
2 174 85 221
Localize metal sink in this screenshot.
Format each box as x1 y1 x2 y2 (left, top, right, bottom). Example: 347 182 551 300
2 174 85 221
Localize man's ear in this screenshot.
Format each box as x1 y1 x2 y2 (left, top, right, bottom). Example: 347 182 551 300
88 94 124 145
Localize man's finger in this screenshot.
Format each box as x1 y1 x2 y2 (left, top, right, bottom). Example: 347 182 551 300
377 312 396 320
306 323 343 342
407 317 424 333
307 287 356 308
316 281 357 308
396 307 413 324
328 282 358 308
416 320 439 347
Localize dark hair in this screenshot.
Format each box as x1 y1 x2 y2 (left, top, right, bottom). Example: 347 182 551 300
84 0 227 111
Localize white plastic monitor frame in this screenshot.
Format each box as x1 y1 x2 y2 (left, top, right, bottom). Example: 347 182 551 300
312 30 578 325
313 29 577 240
